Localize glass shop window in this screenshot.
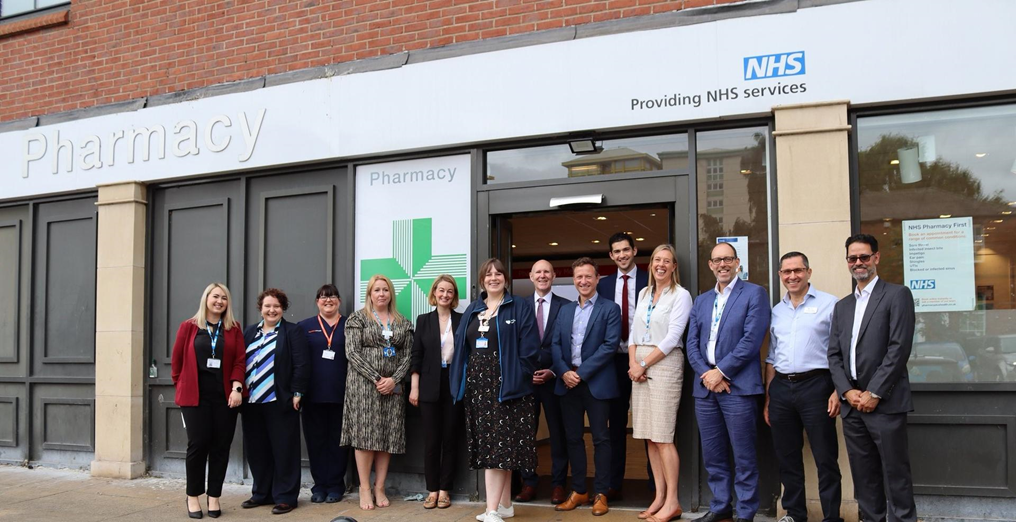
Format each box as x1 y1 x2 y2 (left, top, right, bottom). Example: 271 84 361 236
856 104 1016 384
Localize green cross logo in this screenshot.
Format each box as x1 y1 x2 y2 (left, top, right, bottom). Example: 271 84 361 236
360 218 468 318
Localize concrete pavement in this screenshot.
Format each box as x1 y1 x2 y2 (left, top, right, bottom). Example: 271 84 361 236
0 465 775 522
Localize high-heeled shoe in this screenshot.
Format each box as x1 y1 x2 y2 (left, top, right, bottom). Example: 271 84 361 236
186 497 203 519
206 496 221 518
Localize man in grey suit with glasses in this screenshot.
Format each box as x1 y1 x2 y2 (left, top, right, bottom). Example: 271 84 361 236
827 233 917 522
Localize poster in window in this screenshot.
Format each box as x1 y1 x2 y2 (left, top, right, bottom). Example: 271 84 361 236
902 217 975 312
716 236 749 281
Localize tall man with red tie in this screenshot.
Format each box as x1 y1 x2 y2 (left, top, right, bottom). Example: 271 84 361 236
596 232 650 499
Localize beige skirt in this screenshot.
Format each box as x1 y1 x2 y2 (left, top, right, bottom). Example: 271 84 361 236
631 345 684 443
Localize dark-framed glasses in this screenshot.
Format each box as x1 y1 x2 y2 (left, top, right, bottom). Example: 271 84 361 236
710 256 737 264
846 254 874 264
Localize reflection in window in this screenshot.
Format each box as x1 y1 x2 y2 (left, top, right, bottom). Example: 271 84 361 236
694 127 771 296
1 0 67 18
486 133 687 184
857 104 1016 384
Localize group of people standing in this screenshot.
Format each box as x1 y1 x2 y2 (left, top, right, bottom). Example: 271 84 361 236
170 230 918 522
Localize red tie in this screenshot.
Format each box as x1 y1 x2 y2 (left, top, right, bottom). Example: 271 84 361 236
621 274 630 345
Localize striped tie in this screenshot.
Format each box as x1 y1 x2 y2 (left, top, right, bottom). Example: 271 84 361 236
246 325 278 404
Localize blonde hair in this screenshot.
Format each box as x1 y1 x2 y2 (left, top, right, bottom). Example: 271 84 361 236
428 275 460 309
191 282 239 331
647 244 682 293
363 274 403 321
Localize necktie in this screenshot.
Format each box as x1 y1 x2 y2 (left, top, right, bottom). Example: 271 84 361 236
621 274 630 345
537 297 545 340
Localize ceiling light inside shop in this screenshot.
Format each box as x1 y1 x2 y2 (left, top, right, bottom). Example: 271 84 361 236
890 159 900 165
983 234 990 237
596 216 607 221
511 244 516 248
591 240 600 244
993 219 1004 223
1003 211 1013 215
987 227 996 230
939 214 952 218
650 213 656 217
548 242 559 246
975 153 988 158
635 237 645 241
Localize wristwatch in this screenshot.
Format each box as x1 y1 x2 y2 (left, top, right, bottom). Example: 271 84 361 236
234 386 242 393
293 392 303 398
869 391 882 399
640 360 647 368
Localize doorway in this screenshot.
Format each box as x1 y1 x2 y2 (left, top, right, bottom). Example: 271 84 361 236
476 173 698 508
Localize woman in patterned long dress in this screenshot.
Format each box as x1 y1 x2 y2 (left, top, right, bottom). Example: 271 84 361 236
449 258 540 522
340 274 413 511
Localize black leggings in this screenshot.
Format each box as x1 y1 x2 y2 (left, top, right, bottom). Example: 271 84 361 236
182 396 238 497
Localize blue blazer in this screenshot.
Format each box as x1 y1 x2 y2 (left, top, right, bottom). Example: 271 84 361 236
450 293 540 403
536 293 571 370
550 296 622 400
686 279 770 398
596 268 649 309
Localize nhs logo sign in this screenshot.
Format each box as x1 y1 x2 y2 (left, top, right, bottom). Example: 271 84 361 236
743 51 806 81
910 279 937 290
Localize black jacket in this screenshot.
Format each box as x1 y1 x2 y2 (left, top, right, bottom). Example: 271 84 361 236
534 293 572 370
410 310 463 403
242 318 310 402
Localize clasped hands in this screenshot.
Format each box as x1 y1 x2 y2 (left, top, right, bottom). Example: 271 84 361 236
844 389 880 413
375 376 397 395
700 368 730 393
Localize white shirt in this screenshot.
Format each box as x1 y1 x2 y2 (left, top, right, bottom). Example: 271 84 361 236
849 276 879 380
614 266 639 352
534 291 553 333
707 276 738 366
628 284 693 356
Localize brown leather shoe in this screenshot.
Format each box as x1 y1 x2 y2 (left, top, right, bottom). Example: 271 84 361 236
514 485 537 502
554 491 589 511
550 485 566 505
591 494 609 516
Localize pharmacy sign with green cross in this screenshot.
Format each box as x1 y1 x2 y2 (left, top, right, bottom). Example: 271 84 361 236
359 217 468 319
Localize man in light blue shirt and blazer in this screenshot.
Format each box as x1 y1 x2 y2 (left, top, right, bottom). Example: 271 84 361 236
764 251 842 522
686 242 770 522
552 257 621 517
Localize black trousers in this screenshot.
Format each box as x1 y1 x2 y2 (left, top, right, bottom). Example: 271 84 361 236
768 374 843 522
608 353 655 491
301 402 349 497
242 400 302 506
522 379 569 488
182 396 238 497
561 381 611 495
419 367 462 492
842 409 917 522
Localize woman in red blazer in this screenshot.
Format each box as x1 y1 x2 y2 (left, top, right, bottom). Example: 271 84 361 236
171 282 247 519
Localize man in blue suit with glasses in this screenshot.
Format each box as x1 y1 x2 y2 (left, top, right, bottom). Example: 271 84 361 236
686 242 770 522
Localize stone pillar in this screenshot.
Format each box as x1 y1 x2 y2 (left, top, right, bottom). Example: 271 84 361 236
91 182 147 479
772 100 857 522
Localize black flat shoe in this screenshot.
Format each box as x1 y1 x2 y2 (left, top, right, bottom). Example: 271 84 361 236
271 503 296 514
187 498 203 519
311 492 326 503
241 498 272 509
325 493 342 503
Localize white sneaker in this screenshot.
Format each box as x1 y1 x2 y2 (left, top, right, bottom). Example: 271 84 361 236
475 504 514 521
778 517 797 522
482 512 505 522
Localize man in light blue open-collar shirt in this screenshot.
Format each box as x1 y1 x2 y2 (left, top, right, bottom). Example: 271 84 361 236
764 251 842 522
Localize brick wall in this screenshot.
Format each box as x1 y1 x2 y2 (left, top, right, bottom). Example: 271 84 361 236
0 0 743 123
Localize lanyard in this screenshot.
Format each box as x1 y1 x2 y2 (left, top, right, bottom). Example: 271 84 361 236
252 322 278 378
711 292 728 337
439 313 453 350
644 289 661 330
372 309 393 346
206 320 222 358
317 315 339 351
478 295 504 338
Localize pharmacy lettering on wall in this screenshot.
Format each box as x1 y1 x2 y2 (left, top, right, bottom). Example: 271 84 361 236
902 217 976 312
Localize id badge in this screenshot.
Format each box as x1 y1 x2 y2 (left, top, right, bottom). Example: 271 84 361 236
476 337 489 349
322 350 336 360
478 324 490 333
803 306 818 314
383 347 395 357
206 358 221 369
642 332 652 343
441 360 449 368
382 329 394 339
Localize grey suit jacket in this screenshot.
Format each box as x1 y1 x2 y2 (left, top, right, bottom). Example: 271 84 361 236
827 278 916 416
